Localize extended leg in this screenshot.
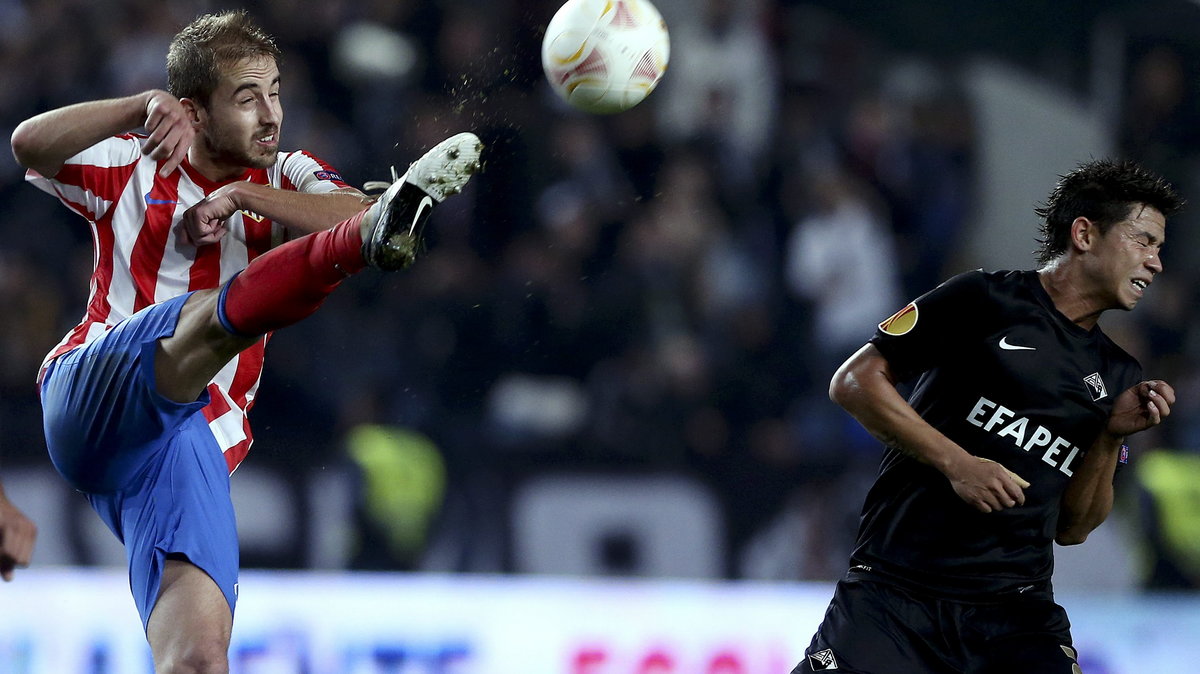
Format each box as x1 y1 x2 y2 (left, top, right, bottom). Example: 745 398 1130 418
154 132 483 404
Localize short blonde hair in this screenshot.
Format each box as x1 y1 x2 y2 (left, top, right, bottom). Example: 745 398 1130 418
166 10 281 106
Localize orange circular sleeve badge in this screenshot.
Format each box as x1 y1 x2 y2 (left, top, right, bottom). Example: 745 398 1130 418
879 302 918 336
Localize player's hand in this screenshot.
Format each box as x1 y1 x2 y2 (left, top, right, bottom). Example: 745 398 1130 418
142 90 194 177
180 185 240 246
1107 380 1174 438
0 489 37 582
948 456 1030 513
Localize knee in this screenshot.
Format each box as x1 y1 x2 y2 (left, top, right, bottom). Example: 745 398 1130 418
155 639 229 674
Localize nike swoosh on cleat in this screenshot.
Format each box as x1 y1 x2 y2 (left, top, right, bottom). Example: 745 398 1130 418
409 195 433 236
144 193 179 205
999 336 1036 351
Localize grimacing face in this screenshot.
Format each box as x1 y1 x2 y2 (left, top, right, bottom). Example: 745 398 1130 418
1087 203 1166 311
196 54 282 172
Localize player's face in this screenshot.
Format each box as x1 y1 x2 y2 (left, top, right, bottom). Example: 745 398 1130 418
1090 204 1166 310
197 55 282 170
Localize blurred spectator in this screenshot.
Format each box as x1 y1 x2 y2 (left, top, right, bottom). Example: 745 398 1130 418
783 167 900 375
840 61 975 297
1119 44 1200 196
346 425 447 571
1135 450 1200 589
657 0 779 193
0 254 62 458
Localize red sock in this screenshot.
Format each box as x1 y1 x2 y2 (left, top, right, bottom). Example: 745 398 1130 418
219 210 368 336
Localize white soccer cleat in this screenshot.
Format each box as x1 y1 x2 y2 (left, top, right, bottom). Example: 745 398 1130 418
361 132 484 270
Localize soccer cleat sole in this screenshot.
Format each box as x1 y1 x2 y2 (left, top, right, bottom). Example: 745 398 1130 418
403 132 484 203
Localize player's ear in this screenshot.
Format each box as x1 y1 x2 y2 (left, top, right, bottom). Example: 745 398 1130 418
1069 216 1095 252
180 98 205 130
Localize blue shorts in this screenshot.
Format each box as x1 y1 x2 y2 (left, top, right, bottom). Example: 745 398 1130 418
40 292 239 630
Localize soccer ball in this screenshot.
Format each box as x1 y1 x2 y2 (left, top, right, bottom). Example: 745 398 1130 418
541 0 670 115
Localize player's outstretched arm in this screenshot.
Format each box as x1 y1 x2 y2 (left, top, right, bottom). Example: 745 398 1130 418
831 344 1030 513
1057 380 1174 545
0 482 36 582
11 90 192 179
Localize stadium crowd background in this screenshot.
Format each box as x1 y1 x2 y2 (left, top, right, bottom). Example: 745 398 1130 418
2 0 1200 587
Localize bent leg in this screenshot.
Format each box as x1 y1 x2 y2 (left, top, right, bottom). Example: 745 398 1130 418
154 209 369 404
152 130 485 403
148 558 232 674
154 288 258 404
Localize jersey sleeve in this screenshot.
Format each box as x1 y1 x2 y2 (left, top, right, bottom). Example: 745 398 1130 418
869 270 992 381
25 134 143 222
278 150 353 194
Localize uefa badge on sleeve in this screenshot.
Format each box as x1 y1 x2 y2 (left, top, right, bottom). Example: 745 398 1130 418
878 302 918 336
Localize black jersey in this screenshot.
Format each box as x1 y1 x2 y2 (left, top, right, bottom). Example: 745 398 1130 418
852 269 1142 596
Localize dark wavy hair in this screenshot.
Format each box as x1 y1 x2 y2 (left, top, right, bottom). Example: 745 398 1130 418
1034 159 1183 266
166 10 281 107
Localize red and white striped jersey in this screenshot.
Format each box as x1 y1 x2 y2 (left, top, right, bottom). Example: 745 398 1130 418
29 132 352 473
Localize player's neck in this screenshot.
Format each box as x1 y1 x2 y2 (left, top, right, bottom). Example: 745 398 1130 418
186 147 251 184
1036 265 1103 331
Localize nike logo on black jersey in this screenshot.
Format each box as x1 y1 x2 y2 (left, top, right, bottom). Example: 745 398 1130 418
999 336 1036 351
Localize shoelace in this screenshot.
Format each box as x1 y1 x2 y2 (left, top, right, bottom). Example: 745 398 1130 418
362 165 401 196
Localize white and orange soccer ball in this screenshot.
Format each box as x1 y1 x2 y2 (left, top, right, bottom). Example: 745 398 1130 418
541 0 670 114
